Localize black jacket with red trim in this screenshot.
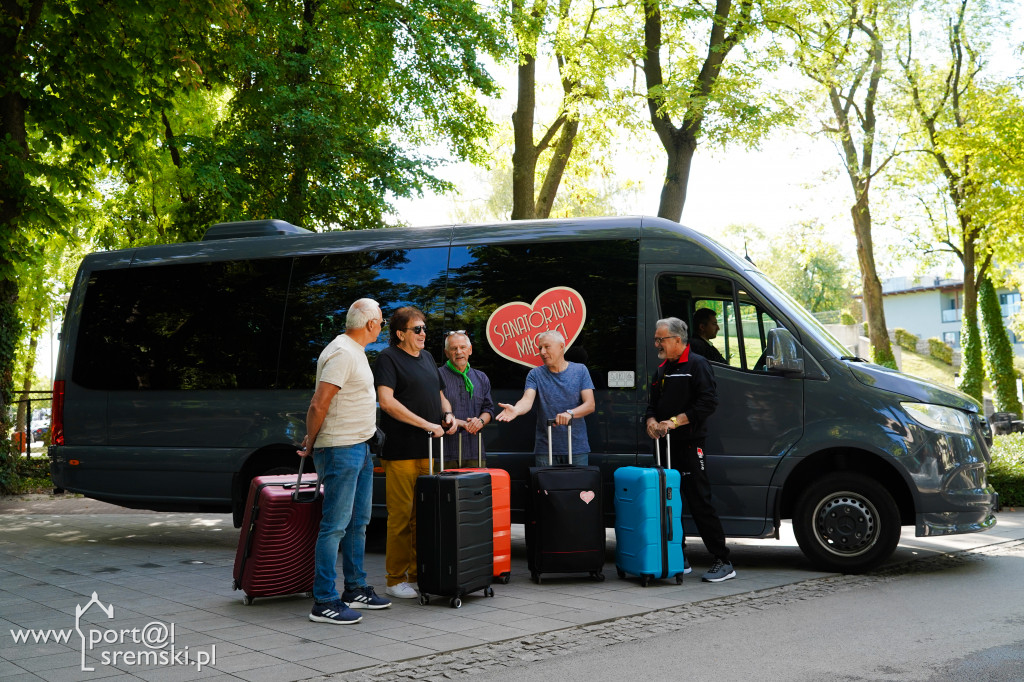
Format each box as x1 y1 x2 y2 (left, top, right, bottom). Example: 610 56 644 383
644 345 718 441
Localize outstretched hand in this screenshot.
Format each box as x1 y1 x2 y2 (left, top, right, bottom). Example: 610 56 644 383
495 403 517 422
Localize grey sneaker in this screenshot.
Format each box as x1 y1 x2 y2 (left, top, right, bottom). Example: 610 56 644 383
701 559 736 583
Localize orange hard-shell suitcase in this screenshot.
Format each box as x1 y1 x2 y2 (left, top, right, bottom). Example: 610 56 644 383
445 430 512 584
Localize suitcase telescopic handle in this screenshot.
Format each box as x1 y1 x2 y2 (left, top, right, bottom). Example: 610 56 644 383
426 430 444 473
457 428 485 468
287 455 321 503
545 417 573 465
654 432 672 469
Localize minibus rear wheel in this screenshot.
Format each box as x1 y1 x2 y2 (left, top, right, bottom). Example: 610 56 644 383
793 472 900 574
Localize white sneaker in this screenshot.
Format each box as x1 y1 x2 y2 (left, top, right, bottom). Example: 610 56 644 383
385 582 419 599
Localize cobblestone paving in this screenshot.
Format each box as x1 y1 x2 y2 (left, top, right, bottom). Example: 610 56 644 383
324 541 1023 682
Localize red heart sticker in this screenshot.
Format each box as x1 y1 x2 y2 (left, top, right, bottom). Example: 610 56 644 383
486 286 587 368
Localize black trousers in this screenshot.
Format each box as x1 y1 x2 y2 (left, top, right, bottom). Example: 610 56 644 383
662 436 731 563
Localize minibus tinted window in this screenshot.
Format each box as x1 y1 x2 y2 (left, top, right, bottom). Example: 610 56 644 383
279 247 450 388
74 260 291 390
445 240 639 390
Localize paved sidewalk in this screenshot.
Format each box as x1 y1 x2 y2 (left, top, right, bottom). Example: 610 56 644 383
2 496 1022 682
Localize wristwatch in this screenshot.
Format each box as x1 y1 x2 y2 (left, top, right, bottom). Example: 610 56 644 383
566 409 575 418
670 416 678 427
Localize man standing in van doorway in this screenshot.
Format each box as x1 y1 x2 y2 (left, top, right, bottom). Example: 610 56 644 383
690 308 727 364
438 331 495 465
645 317 736 583
496 330 596 466
298 298 393 625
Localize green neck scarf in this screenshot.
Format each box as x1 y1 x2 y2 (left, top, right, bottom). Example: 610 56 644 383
446 360 474 398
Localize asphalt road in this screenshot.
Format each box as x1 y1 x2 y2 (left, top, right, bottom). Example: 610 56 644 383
466 543 1024 682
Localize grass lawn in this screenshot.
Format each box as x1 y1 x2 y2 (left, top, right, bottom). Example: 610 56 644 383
899 349 957 388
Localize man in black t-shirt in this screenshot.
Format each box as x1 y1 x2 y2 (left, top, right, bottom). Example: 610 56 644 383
374 306 455 600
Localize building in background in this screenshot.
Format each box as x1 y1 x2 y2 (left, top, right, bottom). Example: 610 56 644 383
877 276 1023 357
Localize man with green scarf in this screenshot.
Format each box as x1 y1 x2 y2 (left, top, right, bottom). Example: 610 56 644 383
438 331 495 466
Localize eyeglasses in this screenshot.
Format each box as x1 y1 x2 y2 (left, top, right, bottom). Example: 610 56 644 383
373 318 386 328
405 325 427 334
445 330 466 337
653 335 680 344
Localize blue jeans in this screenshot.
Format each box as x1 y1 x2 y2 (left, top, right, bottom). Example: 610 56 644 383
311 443 373 603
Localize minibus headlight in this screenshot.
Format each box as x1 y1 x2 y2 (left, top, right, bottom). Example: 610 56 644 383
901 402 974 436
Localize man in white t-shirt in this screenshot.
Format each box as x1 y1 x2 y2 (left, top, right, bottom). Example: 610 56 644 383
298 298 391 624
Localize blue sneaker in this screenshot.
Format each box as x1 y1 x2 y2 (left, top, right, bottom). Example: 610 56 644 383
342 585 392 610
309 600 362 624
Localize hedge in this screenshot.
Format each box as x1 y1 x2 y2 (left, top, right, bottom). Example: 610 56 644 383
989 433 1024 508
928 337 953 365
894 328 919 352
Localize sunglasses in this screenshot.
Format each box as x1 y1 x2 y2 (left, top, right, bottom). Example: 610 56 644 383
445 330 467 337
405 325 427 334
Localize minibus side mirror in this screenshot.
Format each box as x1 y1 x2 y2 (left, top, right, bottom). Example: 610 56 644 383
765 328 805 376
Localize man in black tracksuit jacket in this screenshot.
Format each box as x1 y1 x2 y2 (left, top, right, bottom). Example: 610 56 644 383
645 316 736 582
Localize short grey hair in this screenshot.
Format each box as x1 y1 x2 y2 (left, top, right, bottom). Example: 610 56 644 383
656 317 688 344
443 332 471 352
346 298 380 330
535 330 565 346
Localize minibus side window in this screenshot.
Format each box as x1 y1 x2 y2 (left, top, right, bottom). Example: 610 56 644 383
279 248 450 389
74 260 291 390
657 275 782 371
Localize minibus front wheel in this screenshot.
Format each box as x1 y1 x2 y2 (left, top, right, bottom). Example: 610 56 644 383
793 472 901 574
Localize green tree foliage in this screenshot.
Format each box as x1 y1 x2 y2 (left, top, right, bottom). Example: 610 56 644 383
638 0 798 221
895 0 1017 398
758 224 855 314
784 0 900 369
979 276 1023 414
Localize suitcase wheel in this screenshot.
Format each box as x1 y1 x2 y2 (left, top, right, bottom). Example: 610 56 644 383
616 567 626 579
675 574 684 585
640 575 651 588
531 571 541 584
485 587 495 598
449 597 462 609
496 572 511 585
232 579 239 591
303 592 313 598
418 594 430 606
590 571 605 582
242 595 254 606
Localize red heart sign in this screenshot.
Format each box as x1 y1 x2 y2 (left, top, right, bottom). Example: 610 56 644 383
486 286 587 368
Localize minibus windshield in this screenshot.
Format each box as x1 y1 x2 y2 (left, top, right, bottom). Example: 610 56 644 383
746 270 852 358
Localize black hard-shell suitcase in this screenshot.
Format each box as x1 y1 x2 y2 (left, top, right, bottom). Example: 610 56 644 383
526 419 606 583
415 434 496 608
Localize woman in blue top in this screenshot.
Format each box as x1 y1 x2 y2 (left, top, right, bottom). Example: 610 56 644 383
495 330 596 465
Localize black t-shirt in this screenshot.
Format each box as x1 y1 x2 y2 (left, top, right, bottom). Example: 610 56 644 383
689 336 726 364
373 345 443 460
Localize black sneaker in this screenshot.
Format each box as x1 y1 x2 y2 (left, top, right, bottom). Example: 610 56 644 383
342 585 392 610
701 559 736 583
309 600 362 624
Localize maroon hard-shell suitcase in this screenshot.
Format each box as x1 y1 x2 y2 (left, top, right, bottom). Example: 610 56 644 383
232 462 322 604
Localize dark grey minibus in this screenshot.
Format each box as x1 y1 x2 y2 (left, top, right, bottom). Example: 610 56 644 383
49 217 997 572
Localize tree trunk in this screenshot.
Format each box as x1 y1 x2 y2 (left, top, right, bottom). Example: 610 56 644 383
851 190 894 366
979 276 1023 414
957 227 984 401
534 117 579 218
657 133 696 222
511 56 538 220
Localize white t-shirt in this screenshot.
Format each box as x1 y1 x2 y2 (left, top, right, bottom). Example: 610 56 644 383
314 334 376 448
